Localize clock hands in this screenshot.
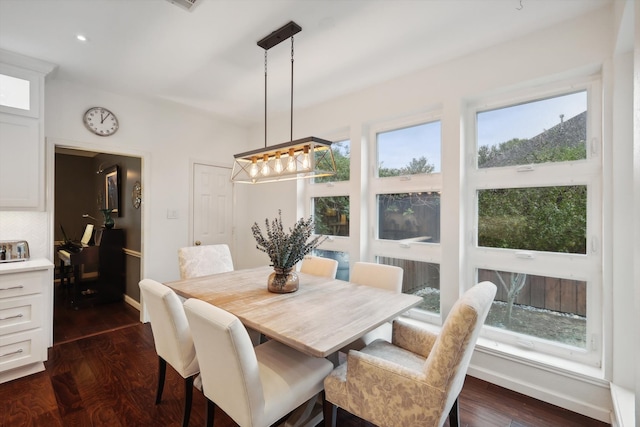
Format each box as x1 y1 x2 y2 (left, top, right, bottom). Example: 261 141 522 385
100 111 111 124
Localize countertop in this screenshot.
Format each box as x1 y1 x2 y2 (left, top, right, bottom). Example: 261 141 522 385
0 258 54 274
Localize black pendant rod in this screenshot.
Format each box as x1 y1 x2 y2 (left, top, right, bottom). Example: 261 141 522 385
264 50 267 148
258 21 302 147
290 36 294 142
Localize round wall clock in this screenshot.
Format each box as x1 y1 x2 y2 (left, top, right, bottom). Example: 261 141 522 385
131 181 142 209
83 107 119 136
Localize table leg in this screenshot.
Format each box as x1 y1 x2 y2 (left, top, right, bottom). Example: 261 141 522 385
282 393 323 427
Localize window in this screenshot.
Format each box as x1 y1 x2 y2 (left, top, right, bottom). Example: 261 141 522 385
314 139 350 183
377 192 440 243
0 66 40 118
468 79 601 365
313 249 350 281
379 257 441 313
377 121 441 177
478 186 586 254
477 91 587 168
479 268 587 348
0 74 30 110
369 113 443 318
306 136 352 272
313 196 349 237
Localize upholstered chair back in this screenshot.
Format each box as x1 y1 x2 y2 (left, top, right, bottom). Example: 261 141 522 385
139 279 199 379
178 244 234 280
350 261 403 292
300 256 339 279
419 281 496 426
184 298 264 426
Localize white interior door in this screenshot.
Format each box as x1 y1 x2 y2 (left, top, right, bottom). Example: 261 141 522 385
192 163 233 248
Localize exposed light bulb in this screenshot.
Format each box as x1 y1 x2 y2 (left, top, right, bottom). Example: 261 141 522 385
287 148 297 172
274 151 283 174
301 145 310 170
261 154 270 176
249 157 259 178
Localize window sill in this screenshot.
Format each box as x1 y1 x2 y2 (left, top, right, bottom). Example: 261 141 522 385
474 337 606 385
399 315 606 385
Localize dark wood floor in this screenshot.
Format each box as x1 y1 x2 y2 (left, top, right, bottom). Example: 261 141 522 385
0 292 609 427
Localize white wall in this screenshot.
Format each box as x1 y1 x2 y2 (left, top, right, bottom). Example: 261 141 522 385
44 79 250 282
235 5 622 422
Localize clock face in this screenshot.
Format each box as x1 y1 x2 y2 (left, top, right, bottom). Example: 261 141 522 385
83 107 119 136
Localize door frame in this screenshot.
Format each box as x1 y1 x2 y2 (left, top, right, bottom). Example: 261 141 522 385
46 137 149 322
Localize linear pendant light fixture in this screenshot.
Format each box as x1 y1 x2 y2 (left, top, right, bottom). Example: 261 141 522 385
231 21 336 184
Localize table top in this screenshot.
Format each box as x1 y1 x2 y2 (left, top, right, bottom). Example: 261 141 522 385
166 266 422 358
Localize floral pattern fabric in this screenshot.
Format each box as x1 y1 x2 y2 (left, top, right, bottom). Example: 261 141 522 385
324 281 497 427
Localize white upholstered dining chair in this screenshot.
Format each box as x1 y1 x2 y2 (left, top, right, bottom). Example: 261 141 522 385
139 279 199 427
339 262 404 353
323 281 497 427
177 244 234 280
183 298 334 427
177 243 261 346
300 255 339 279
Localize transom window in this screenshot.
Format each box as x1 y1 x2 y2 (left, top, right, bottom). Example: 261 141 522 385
377 121 441 177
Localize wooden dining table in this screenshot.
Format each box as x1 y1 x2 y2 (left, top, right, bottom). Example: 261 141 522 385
165 266 422 358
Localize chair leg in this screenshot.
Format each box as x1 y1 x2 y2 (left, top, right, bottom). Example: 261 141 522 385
448 396 460 427
205 398 216 427
322 391 337 427
182 376 194 427
155 356 167 404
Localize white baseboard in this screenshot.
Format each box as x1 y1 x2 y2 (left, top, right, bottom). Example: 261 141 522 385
468 360 612 423
124 294 140 311
610 383 635 427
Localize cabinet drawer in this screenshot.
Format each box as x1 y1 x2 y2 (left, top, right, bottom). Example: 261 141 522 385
0 329 43 372
0 270 45 298
0 294 42 335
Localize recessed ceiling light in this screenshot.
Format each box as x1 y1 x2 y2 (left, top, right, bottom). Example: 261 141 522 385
76 34 88 42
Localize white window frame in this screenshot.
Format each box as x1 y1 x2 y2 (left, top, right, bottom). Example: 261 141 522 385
369 111 443 323
465 76 603 367
305 133 353 260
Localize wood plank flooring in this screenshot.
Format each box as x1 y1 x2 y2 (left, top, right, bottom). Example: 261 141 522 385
0 297 610 427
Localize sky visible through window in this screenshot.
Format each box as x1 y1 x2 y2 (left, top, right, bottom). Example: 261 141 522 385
377 121 442 172
477 91 587 149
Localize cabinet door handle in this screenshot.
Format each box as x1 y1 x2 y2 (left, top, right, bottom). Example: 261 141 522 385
0 313 24 321
0 349 23 358
0 285 24 291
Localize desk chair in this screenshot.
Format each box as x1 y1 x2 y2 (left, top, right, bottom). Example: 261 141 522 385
139 279 199 427
340 262 404 353
324 281 497 427
300 256 339 279
184 298 334 427
178 244 234 280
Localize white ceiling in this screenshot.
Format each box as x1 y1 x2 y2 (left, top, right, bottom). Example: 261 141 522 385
0 0 610 127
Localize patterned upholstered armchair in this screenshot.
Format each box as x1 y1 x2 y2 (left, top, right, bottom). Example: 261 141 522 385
323 281 497 427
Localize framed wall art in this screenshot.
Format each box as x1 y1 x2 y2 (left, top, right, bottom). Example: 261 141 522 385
104 165 120 216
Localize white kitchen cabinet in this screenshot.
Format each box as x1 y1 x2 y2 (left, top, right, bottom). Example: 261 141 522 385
0 50 55 211
0 113 42 209
0 259 53 384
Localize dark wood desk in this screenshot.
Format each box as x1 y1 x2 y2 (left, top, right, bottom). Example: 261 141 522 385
166 266 422 358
